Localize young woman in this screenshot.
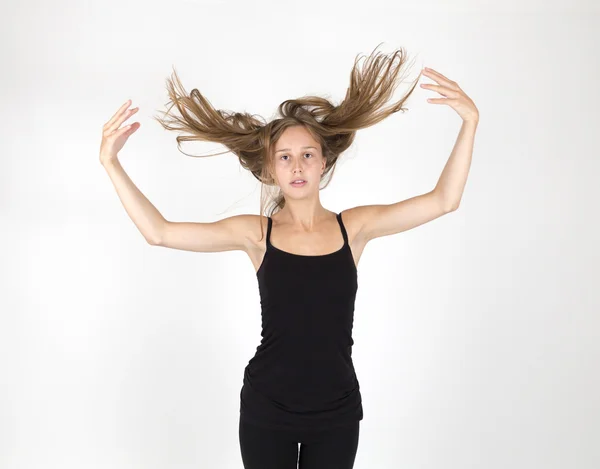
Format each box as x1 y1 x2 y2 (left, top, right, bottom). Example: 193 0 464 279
99 45 479 469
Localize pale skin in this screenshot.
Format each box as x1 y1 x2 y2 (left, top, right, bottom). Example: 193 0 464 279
100 66 478 274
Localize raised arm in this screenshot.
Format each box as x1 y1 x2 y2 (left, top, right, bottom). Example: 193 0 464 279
102 158 166 245
103 158 252 251
100 99 252 253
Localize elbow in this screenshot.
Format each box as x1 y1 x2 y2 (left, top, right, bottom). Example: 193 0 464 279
147 235 162 246
435 189 459 213
443 200 460 212
146 231 163 246
147 222 166 246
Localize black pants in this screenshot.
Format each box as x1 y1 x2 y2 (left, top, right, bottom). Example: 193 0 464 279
239 417 360 469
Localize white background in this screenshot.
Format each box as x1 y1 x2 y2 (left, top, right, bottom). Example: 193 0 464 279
1 0 599 468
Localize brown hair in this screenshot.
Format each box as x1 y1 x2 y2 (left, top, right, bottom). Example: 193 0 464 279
152 43 422 241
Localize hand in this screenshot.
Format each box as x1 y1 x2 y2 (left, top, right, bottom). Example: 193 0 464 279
99 99 141 166
420 67 479 123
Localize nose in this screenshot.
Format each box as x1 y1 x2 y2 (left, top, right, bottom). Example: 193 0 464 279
292 159 303 173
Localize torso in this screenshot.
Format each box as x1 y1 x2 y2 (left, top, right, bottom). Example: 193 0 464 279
239 208 364 431
244 209 368 274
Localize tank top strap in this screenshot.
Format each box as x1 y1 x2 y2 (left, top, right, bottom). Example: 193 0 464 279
336 212 349 246
266 216 273 247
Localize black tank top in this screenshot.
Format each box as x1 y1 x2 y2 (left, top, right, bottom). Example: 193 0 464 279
239 211 363 432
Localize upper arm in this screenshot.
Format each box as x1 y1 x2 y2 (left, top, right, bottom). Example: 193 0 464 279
348 190 453 243
154 214 255 253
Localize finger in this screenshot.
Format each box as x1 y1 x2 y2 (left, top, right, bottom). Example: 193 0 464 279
106 106 139 134
427 97 447 104
421 83 445 91
115 122 135 136
422 69 445 86
104 100 131 126
424 67 450 81
420 83 459 98
424 68 457 89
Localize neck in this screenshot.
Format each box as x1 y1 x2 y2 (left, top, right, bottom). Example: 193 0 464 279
276 203 331 231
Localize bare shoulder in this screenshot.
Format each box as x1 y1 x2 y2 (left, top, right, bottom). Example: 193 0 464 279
339 206 371 243
236 213 269 251
230 213 266 251
238 214 271 273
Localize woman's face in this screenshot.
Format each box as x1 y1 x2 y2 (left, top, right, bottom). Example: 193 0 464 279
271 126 325 195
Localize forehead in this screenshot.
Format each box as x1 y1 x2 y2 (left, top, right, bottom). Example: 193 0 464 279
275 126 319 150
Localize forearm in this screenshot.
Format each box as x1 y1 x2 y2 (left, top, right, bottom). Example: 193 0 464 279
102 159 166 244
434 119 478 210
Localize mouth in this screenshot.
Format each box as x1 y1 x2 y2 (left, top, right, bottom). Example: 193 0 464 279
290 180 307 187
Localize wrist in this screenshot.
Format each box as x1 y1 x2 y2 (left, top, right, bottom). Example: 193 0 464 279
101 156 120 169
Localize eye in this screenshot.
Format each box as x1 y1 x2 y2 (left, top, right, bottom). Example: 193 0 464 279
280 153 313 160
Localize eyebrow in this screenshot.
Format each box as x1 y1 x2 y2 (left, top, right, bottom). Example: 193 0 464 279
275 146 318 153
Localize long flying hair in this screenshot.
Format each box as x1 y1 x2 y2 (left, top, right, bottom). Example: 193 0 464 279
153 43 422 241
